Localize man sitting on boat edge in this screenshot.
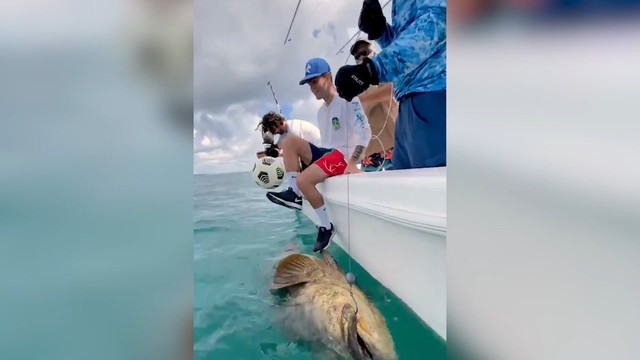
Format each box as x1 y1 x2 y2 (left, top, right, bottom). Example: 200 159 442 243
265 58 372 253
256 115 321 161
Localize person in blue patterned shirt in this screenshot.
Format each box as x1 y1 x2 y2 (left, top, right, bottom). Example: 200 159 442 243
335 0 446 170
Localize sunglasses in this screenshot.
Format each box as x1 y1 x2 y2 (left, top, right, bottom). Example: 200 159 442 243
354 48 373 60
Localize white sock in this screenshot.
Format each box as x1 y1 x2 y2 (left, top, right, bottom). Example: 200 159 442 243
314 205 331 228
285 172 301 196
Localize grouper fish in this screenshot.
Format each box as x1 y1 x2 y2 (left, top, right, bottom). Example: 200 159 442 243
270 250 398 360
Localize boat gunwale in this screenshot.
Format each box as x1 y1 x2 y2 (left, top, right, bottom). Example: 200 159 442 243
317 195 447 236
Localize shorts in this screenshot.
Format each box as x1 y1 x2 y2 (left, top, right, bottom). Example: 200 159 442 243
303 143 347 176
392 90 446 170
301 142 331 171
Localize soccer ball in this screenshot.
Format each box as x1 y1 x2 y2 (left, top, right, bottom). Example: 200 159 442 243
252 156 285 189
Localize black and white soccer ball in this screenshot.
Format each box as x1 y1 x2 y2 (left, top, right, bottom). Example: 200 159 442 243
252 156 285 189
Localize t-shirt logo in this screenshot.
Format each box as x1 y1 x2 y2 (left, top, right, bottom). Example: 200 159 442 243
331 117 340 130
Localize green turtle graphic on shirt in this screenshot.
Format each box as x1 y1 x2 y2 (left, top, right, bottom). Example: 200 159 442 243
331 117 340 130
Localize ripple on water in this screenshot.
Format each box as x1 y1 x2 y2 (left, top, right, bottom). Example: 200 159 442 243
259 342 308 359
194 317 235 352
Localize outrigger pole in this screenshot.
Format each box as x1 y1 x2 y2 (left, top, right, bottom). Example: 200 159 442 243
283 0 303 45
266 81 282 114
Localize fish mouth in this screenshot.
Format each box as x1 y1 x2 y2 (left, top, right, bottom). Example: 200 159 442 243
356 332 374 359
345 305 375 360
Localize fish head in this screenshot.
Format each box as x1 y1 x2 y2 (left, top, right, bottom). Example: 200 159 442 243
319 250 397 360
342 302 397 360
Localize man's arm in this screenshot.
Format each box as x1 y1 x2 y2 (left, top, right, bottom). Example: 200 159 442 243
350 145 366 165
371 9 446 83
374 22 395 48
347 100 372 166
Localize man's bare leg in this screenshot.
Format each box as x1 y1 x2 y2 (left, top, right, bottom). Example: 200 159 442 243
297 164 334 252
265 135 313 210
280 135 313 170
296 164 329 209
279 135 313 196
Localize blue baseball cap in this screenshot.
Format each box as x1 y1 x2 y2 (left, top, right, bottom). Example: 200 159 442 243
299 58 331 85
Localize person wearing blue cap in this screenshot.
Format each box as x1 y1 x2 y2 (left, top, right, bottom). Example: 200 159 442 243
267 57 372 253
334 0 447 170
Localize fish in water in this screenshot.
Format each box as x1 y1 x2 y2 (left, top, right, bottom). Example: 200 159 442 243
270 250 397 360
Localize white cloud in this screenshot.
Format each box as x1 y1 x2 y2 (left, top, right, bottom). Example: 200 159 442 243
194 0 394 173
193 104 266 174
289 95 322 128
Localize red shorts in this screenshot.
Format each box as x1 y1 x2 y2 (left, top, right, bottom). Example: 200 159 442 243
315 149 347 177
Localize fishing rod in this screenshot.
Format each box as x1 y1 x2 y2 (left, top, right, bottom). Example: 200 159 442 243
335 0 393 55
266 81 282 114
283 0 302 45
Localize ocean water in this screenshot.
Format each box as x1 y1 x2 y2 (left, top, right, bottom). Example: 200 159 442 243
194 172 446 359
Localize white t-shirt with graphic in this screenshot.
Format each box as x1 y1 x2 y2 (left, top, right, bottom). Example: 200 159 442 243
276 119 321 146
317 96 372 161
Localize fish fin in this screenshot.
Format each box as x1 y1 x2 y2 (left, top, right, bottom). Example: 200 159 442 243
321 249 342 272
342 304 374 360
271 254 320 290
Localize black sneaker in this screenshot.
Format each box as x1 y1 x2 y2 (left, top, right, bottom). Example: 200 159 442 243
313 223 335 252
266 187 302 210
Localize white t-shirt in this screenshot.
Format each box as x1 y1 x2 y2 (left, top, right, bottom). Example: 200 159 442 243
317 96 372 161
276 119 321 146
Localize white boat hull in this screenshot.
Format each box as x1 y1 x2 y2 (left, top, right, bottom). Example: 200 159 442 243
301 167 447 340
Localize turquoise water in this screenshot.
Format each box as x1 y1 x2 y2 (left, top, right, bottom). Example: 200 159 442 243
194 172 446 359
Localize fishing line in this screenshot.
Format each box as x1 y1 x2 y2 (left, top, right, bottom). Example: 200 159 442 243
369 88 395 172
343 74 395 317
345 94 358 315
344 96 393 314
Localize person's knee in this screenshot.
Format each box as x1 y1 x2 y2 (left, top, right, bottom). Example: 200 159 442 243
297 170 313 184
296 174 306 189
297 171 315 191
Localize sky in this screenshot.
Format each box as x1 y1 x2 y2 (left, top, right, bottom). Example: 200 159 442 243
193 0 393 174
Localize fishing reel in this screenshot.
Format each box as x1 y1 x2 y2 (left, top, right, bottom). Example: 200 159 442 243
261 130 280 158
264 144 280 158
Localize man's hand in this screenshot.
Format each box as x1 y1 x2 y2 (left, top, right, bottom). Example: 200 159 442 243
358 0 387 40
345 162 362 174
265 144 280 158
345 145 365 174
335 57 380 102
